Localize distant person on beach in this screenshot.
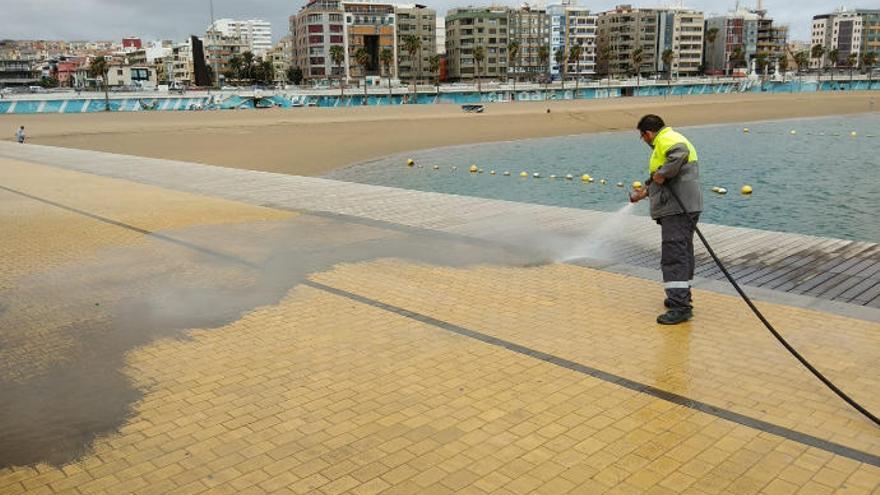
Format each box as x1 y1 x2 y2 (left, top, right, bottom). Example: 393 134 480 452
16 126 25 144
629 114 703 325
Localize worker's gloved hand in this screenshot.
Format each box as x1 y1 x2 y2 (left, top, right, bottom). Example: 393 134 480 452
630 190 645 203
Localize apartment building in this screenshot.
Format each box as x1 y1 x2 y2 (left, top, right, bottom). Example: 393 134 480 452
291 0 398 82
705 8 759 75
508 5 551 81
811 9 880 69
203 32 248 80
445 6 509 82
209 19 273 56
395 4 437 82
549 0 597 80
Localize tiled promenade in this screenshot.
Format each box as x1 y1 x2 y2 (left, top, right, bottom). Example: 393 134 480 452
0 143 878 494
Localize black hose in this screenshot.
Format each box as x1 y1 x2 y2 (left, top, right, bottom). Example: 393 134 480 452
660 184 880 427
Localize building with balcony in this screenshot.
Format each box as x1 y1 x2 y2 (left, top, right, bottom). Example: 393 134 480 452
395 4 437 83
208 19 273 56
508 5 551 81
0 59 37 86
811 9 880 70
548 0 597 80
705 6 785 76
445 6 509 82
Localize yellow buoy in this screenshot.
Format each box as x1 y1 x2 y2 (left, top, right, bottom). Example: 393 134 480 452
469 164 478 173
520 171 528 178
407 158 415 167
632 181 643 190
741 185 753 195
851 131 858 137
743 127 749 133
581 174 591 182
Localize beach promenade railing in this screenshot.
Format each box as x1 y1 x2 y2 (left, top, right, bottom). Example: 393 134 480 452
1 78 877 114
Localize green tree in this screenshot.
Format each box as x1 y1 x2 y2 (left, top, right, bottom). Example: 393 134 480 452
631 47 644 88
507 40 520 101
88 56 110 111
828 48 839 82
241 51 256 82
569 43 582 98
329 45 345 98
402 34 421 98
354 47 370 104
428 54 441 99
705 27 719 79
568 45 584 99
473 45 485 94
755 52 769 79
662 48 674 81
554 47 566 92
811 44 825 84
38 76 59 88
847 52 858 82
778 54 789 83
379 47 394 101
862 51 877 86
287 66 303 85
729 46 744 74
538 45 549 98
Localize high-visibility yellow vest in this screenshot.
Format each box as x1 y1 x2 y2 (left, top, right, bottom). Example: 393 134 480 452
649 127 698 173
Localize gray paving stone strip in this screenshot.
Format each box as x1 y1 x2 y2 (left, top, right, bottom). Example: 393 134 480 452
2 142 879 321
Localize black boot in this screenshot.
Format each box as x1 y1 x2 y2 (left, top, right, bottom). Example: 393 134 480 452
657 308 693 325
664 295 693 308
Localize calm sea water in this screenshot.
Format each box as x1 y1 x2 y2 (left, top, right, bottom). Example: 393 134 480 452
327 113 880 243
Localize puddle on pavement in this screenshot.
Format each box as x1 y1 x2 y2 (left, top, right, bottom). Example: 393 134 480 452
0 213 551 467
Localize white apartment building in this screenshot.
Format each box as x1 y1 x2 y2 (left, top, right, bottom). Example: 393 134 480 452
209 19 273 56
548 0 597 80
810 9 880 69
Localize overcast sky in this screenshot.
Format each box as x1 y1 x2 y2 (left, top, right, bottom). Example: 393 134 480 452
3 0 875 44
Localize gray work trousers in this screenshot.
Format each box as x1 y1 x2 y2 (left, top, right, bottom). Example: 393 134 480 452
659 213 699 309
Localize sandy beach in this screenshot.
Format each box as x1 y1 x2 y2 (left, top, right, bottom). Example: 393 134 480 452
3 92 877 176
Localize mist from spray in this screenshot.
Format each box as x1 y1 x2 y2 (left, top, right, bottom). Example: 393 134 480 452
557 202 636 262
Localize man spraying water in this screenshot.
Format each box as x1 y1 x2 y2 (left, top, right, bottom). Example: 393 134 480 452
629 115 703 325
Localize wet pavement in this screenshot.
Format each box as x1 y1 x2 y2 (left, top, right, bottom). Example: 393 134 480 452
1 156 879 494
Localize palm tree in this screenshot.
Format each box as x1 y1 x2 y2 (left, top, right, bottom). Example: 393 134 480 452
828 48 839 82
755 52 769 80
730 46 744 75
794 51 809 88
554 47 567 92
88 56 110 111
538 45 549 98
329 45 345 98
473 45 485 95
705 27 719 75
862 51 877 87
569 44 582 98
379 47 393 101
428 54 441 100
778 54 789 83
811 44 825 84
507 40 520 101
661 48 674 82
403 34 421 99
355 47 370 104
847 52 858 83
241 51 256 83
631 47 644 88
